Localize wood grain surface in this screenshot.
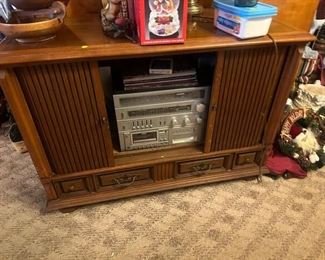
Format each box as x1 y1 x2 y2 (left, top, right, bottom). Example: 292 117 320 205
0 14 314 67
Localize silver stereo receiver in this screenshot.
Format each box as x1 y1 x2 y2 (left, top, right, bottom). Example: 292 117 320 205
113 87 210 151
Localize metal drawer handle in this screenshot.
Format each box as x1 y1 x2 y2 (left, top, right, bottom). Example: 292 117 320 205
192 164 212 176
113 176 137 188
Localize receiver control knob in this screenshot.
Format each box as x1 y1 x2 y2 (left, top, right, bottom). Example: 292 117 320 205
183 116 190 126
196 117 203 124
196 103 206 113
171 117 178 127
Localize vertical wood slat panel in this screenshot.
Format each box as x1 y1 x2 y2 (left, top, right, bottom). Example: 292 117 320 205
250 49 288 145
82 62 108 166
15 62 113 174
64 63 95 170
75 62 102 169
211 46 288 151
218 52 236 150
17 68 68 174
232 49 257 148
213 51 234 150
70 62 97 169
220 50 244 150
154 163 175 181
52 64 88 170
204 52 224 153
35 65 77 173
89 62 115 166
245 51 276 146
238 48 272 147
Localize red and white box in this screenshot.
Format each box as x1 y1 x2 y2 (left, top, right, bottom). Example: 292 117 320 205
134 0 188 45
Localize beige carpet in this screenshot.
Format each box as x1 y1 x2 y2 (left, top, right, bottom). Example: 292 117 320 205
0 135 324 260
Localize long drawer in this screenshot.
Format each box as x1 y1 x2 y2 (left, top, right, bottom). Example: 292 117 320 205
94 168 154 191
176 156 227 178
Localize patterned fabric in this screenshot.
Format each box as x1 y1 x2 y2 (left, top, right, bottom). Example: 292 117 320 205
298 57 319 84
0 135 324 259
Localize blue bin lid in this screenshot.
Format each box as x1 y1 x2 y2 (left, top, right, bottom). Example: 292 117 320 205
213 0 278 18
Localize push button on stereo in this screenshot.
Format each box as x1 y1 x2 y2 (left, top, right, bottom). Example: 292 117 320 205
171 117 178 127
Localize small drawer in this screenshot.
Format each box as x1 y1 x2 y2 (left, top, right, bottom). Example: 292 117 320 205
236 152 257 166
54 178 91 198
95 168 153 191
177 157 226 178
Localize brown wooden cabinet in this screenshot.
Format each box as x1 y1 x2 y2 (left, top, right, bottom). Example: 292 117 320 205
0 15 314 211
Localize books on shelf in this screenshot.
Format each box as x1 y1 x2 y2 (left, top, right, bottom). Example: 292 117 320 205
122 70 198 91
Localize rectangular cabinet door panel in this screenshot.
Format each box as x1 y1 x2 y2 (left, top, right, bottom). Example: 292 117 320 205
211 46 288 151
15 62 113 175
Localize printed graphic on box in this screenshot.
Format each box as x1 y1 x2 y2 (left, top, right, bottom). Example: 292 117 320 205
217 9 241 35
135 0 188 45
147 0 182 39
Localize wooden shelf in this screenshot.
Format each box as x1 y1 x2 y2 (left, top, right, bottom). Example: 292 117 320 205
114 145 204 166
0 11 314 67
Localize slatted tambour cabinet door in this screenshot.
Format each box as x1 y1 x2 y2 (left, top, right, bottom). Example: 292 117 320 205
15 62 114 175
211 46 289 151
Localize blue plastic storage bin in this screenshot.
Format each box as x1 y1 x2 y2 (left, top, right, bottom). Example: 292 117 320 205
213 0 278 39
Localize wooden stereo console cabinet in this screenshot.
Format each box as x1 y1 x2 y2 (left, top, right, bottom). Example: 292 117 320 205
0 15 313 211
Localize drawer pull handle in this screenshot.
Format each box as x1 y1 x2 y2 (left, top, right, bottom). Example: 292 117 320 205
192 164 212 176
113 176 137 188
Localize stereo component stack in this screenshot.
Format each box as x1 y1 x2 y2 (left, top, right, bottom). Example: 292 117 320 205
113 86 209 151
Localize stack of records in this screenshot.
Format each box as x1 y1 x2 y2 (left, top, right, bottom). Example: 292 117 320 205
123 70 198 92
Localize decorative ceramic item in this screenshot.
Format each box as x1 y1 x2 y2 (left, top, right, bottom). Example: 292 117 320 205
101 0 137 40
0 1 66 43
10 0 54 11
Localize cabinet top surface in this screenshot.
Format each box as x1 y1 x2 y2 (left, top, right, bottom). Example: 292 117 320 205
0 13 314 66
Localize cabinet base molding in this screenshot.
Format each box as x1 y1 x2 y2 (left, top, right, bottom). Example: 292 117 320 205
46 166 268 212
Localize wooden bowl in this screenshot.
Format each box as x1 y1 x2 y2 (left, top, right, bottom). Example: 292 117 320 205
0 2 65 43
10 0 54 11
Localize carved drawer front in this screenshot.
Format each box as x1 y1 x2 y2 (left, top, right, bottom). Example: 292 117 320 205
235 152 257 167
177 157 226 178
95 168 154 191
54 178 91 197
